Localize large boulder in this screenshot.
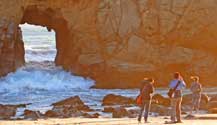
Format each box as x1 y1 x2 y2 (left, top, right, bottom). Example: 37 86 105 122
102 94 135 106
152 94 170 107
208 108 217 114
182 93 209 104
23 110 43 120
112 107 128 118
103 107 115 113
52 96 92 112
45 96 92 118
150 104 171 116
44 110 58 118
208 101 217 109
127 108 140 118
209 94 217 102
0 104 17 120
182 93 209 109
82 113 100 118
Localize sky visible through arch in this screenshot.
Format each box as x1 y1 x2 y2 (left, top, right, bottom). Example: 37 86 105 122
20 23 56 62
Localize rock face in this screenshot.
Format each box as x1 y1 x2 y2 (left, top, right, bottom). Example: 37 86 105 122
1 0 217 88
0 19 24 76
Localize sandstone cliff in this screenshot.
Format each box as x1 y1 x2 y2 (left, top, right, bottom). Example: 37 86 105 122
1 0 217 88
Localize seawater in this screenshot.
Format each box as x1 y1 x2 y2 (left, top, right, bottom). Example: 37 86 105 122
0 24 216 118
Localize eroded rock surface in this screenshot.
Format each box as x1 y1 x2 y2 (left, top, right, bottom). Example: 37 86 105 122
45 96 93 118
102 94 135 106
1 0 217 88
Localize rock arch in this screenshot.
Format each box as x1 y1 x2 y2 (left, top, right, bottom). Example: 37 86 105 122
1 0 217 88
20 5 70 65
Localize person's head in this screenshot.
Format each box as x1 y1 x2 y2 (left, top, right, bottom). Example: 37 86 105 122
190 76 199 82
173 72 181 79
143 77 154 84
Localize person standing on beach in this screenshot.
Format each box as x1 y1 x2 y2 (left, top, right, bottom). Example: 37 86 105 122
166 72 186 124
190 76 202 114
138 78 155 123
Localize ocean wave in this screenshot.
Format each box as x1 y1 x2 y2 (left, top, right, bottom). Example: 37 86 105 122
0 62 95 94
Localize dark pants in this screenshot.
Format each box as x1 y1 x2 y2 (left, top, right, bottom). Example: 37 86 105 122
138 100 151 122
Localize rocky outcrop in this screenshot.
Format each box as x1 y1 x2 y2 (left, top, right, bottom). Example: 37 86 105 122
1 0 217 88
0 103 29 120
23 110 43 120
0 104 17 120
182 93 209 110
102 94 135 106
152 94 170 107
45 96 93 118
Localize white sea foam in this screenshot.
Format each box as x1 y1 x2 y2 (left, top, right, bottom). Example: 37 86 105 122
0 24 94 94
0 62 95 94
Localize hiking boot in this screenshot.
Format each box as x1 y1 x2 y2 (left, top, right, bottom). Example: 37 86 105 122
137 117 141 123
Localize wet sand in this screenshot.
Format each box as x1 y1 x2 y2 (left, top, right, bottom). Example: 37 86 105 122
0 114 216 125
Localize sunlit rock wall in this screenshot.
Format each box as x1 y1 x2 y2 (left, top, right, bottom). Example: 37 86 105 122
1 0 217 88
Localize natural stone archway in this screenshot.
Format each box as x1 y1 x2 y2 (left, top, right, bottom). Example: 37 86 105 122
1 0 217 88
20 5 70 65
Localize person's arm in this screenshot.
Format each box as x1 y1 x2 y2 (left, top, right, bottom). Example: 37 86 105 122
190 83 194 92
198 83 202 92
150 84 154 94
182 80 186 88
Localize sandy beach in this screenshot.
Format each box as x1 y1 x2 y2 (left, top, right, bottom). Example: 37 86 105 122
0 114 217 125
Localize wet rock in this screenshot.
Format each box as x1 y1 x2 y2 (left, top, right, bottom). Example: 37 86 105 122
208 108 217 114
44 110 58 118
103 107 115 113
152 94 170 107
208 101 217 109
182 94 209 105
45 96 92 118
52 96 92 112
209 94 217 102
102 94 135 106
24 110 42 120
150 104 171 116
112 107 128 118
82 113 100 118
127 108 140 118
0 104 17 120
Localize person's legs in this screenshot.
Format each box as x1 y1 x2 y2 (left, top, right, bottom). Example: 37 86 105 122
144 100 151 122
138 101 145 122
176 97 182 122
191 95 196 114
195 94 201 113
170 98 177 122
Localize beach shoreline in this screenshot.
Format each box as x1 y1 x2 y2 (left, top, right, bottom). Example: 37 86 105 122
0 114 217 125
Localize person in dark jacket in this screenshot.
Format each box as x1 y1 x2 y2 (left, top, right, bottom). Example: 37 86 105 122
138 78 155 123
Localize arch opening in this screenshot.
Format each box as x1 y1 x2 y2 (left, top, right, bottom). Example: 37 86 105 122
20 5 70 65
20 23 56 62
